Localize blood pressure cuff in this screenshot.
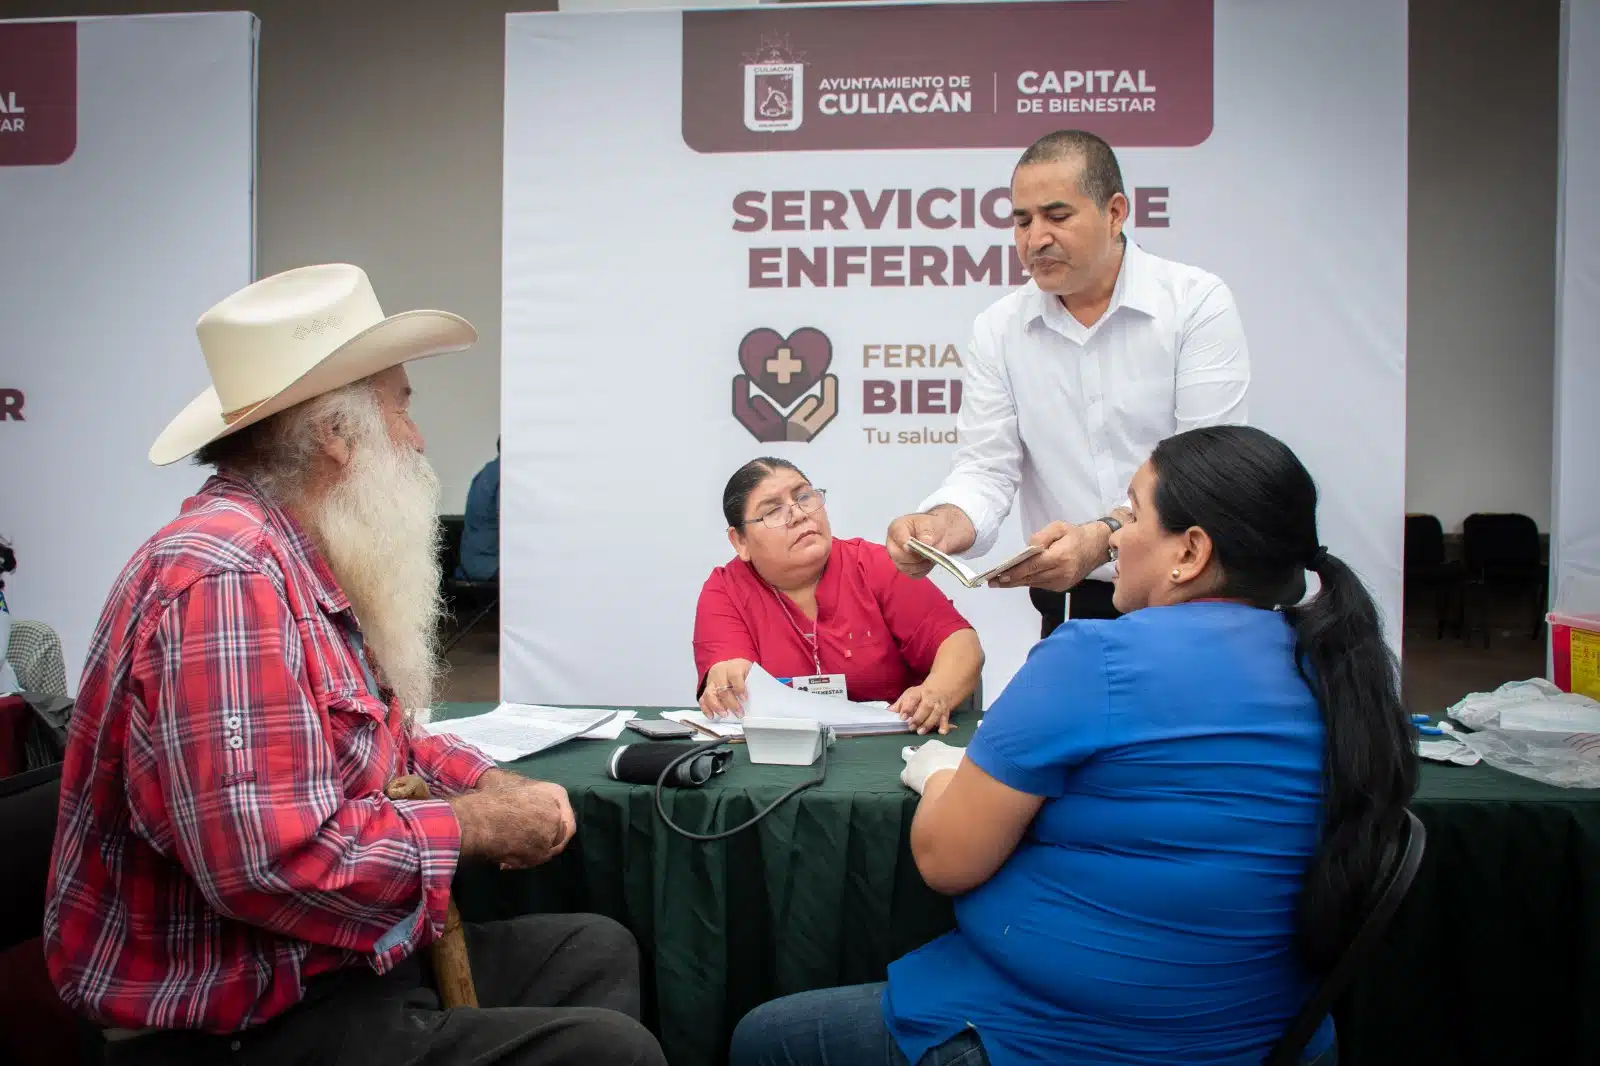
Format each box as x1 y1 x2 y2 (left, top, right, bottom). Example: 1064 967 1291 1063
607 741 733 787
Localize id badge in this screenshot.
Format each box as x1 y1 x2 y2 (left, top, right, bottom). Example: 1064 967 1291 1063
789 673 849 700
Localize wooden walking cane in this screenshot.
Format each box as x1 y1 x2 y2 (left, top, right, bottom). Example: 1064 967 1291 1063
385 774 480 1008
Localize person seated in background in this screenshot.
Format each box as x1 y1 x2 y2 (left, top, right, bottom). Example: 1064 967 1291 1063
0 537 69 698
458 436 500 581
695 458 984 736
0 537 19 695
45 265 664 1066
730 425 1418 1066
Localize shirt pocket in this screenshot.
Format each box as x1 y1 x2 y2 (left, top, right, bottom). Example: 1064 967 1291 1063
323 691 399 795
1110 374 1176 445
836 618 910 695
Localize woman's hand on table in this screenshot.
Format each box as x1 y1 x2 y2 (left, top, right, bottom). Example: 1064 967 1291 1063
901 739 966 795
701 658 754 718
890 684 955 736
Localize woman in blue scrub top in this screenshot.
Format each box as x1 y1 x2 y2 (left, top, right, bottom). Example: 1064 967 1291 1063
729 425 1418 1066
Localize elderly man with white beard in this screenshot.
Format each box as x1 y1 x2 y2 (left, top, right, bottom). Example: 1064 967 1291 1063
43 265 665 1066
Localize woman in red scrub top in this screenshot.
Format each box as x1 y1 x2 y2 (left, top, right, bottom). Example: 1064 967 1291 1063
694 458 984 735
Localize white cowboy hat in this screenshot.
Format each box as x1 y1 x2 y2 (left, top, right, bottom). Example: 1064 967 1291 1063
149 263 476 466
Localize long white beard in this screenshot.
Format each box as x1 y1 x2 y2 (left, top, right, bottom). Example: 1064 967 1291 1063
308 428 444 724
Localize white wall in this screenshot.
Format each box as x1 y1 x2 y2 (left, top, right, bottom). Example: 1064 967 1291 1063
1407 0 1559 532
0 0 536 513
0 0 1561 527
1551 0 1600 616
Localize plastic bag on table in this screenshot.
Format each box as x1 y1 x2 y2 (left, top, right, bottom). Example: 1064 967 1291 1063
1447 678 1600 732
1454 728 1600 789
1418 730 1481 766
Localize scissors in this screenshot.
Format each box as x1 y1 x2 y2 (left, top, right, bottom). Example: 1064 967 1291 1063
1410 713 1446 736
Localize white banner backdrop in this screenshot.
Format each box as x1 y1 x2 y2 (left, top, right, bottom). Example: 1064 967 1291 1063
0 14 257 689
1552 0 1600 619
502 0 1407 707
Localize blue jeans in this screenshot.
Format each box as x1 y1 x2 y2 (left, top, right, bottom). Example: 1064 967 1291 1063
729 984 985 1066
728 982 1340 1066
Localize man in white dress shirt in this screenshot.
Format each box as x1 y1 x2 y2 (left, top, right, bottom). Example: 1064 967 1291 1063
885 130 1250 637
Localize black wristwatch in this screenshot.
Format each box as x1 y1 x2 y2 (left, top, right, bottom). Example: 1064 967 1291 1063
1095 516 1121 561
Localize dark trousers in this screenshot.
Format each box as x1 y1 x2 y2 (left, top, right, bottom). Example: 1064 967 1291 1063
1030 580 1120 639
103 914 665 1066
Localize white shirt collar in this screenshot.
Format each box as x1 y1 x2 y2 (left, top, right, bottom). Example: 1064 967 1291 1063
1026 235 1159 336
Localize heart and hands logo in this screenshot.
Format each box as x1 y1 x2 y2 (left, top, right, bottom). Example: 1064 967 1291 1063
731 327 839 443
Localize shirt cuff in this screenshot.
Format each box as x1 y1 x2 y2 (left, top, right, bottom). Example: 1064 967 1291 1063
412 733 498 796
916 485 1002 558
370 797 463 973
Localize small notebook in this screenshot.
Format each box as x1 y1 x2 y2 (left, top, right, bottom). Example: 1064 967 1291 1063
661 710 747 739
907 539 1042 588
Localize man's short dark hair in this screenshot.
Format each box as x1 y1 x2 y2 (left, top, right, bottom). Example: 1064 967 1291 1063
1015 129 1125 210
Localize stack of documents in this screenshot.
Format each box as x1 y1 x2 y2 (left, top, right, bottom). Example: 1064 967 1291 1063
428 704 619 762
666 665 909 739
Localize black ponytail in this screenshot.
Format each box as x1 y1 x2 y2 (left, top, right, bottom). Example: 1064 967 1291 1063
1149 426 1417 972
1285 550 1417 969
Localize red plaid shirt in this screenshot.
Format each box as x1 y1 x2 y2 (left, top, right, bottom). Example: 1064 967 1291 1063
44 473 495 1033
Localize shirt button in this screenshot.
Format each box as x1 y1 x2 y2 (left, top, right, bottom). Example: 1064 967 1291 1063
228 736 244 750
227 716 241 730
845 650 853 658
230 1040 242 1052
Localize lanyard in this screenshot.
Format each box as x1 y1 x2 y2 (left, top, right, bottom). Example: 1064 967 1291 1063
767 583 824 675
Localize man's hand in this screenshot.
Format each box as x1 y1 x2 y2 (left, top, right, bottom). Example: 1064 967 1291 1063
885 505 978 577
889 684 956 736
450 778 576 870
700 658 754 719
989 520 1112 592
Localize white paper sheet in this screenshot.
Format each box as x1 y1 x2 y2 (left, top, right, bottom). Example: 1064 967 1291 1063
578 710 637 740
428 704 617 762
740 665 909 735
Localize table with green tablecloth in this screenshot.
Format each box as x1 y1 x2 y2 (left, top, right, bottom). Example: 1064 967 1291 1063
438 704 1600 1066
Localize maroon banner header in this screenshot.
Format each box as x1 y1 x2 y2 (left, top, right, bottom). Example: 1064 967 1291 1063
682 0 1212 154
0 21 77 167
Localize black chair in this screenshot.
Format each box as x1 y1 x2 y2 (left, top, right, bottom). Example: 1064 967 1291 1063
1403 514 1464 638
436 514 498 654
0 761 104 1066
1461 513 1547 647
0 762 63 953
1263 809 1427 1066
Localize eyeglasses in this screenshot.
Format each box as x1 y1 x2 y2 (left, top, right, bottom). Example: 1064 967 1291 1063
746 488 827 529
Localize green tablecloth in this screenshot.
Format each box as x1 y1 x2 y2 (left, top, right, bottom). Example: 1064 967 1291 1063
440 704 1600 1066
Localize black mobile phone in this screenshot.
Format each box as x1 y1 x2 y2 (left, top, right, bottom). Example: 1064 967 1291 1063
626 718 697 740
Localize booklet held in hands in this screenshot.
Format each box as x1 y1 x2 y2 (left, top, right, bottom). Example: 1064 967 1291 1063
907 539 1042 588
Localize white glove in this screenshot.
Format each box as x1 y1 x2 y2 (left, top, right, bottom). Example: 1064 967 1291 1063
900 739 966 795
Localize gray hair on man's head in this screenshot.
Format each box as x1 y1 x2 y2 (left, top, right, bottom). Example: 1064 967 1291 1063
193 380 384 502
